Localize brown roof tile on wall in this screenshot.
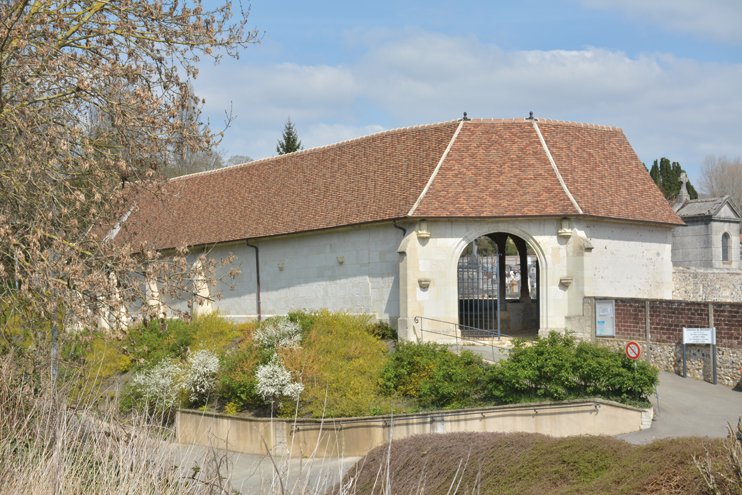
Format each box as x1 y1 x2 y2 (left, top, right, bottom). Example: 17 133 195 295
412 121 580 218
537 123 683 225
120 122 460 250
118 118 683 250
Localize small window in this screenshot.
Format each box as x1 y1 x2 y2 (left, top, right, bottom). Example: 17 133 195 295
722 233 730 261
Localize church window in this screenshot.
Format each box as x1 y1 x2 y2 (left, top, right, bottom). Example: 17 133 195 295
722 233 730 261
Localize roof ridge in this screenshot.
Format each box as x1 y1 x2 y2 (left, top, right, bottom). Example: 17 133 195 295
407 120 465 216
169 120 462 182
531 120 583 214
536 118 622 132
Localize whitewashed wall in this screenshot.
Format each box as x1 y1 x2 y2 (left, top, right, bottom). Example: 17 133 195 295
583 221 674 299
397 218 675 341
152 217 674 342
202 223 403 325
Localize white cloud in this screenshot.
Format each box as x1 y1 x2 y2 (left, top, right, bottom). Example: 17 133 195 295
197 30 742 182
579 0 742 45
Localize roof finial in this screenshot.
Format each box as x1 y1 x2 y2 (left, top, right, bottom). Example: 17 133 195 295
526 111 535 120
463 112 470 121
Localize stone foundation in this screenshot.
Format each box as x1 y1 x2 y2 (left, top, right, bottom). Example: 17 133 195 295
597 339 742 388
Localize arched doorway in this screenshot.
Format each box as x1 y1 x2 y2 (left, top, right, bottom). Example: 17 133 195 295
457 233 540 339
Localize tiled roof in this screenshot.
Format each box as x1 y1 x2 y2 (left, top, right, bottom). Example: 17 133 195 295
118 118 683 250
675 197 736 219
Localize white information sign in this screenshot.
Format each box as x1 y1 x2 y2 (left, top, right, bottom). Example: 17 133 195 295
595 300 615 337
683 327 715 345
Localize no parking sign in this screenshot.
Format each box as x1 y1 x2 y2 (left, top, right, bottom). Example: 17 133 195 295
625 341 641 360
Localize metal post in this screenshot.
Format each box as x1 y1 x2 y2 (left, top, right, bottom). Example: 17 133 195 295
496 253 501 341
712 343 717 385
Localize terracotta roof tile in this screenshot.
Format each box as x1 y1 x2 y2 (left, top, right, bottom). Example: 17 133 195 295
118 118 682 250
119 121 460 249
537 122 683 225
413 121 579 218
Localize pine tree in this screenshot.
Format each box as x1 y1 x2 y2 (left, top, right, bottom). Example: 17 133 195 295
276 117 303 155
648 157 698 201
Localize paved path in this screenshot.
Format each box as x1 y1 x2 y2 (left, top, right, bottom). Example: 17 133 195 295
617 370 741 444
172 443 361 495
449 344 511 362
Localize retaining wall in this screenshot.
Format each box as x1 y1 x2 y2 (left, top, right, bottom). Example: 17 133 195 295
176 399 652 458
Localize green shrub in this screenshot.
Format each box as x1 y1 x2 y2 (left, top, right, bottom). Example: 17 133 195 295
125 314 245 370
379 341 487 409
281 310 392 418
367 321 397 340
217 342 265 411
486 332 659 407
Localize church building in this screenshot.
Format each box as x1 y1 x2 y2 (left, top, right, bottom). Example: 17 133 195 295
117 115 684 341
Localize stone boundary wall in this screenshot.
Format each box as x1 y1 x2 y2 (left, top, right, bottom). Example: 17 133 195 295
673 267 742 302
593 297 742 350
597 339 742 388
176 399 651 458
591 295 742 387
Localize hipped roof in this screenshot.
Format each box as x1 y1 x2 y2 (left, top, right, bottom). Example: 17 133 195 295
117 118 683 250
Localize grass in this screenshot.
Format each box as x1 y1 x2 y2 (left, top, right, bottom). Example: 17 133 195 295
344 431 736 494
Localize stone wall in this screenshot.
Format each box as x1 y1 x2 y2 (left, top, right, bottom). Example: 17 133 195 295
183 222 403 325
597 339 742 388
673 267 742 302
603 297 741 349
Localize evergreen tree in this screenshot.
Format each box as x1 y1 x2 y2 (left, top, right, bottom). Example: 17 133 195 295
648 157 698 201
276 117 303 155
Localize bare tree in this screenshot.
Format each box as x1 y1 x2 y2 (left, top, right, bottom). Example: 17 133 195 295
699 155 742 208
0 0 258 351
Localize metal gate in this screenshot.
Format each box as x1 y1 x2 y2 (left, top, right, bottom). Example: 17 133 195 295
457 245 500 339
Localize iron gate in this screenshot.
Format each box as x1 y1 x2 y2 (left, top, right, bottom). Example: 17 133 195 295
457 249 500 339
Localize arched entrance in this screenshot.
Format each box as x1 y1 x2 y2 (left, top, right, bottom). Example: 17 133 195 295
457 232 540 339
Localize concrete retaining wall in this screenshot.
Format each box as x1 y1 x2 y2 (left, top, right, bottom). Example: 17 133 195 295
176 399 651 458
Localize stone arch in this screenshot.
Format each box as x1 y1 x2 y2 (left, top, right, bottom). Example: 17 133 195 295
448 223 548 334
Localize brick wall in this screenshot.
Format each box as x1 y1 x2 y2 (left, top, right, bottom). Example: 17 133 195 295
601 297 741 349
614 299 646 341
649 300 709 344
713 304 742 348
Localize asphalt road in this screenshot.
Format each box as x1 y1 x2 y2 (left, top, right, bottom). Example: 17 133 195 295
172 443 361 495
618 370 741 444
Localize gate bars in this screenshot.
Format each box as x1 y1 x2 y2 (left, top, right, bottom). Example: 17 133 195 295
457 242 501 340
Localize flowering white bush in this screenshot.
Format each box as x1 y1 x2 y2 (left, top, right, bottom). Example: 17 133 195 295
255 354 304 405
183 349 220 404
131 361 184 411
254 318 302 350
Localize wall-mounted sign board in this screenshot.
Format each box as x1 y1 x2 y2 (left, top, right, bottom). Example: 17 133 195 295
683 328 715 345
595 300 615 337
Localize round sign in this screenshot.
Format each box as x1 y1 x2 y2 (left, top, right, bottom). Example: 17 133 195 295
625 341 641 360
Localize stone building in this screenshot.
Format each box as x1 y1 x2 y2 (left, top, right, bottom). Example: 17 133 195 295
671 173 742 269
116 116 683 341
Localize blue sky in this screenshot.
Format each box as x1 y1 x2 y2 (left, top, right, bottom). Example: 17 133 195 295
195 0 742 189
